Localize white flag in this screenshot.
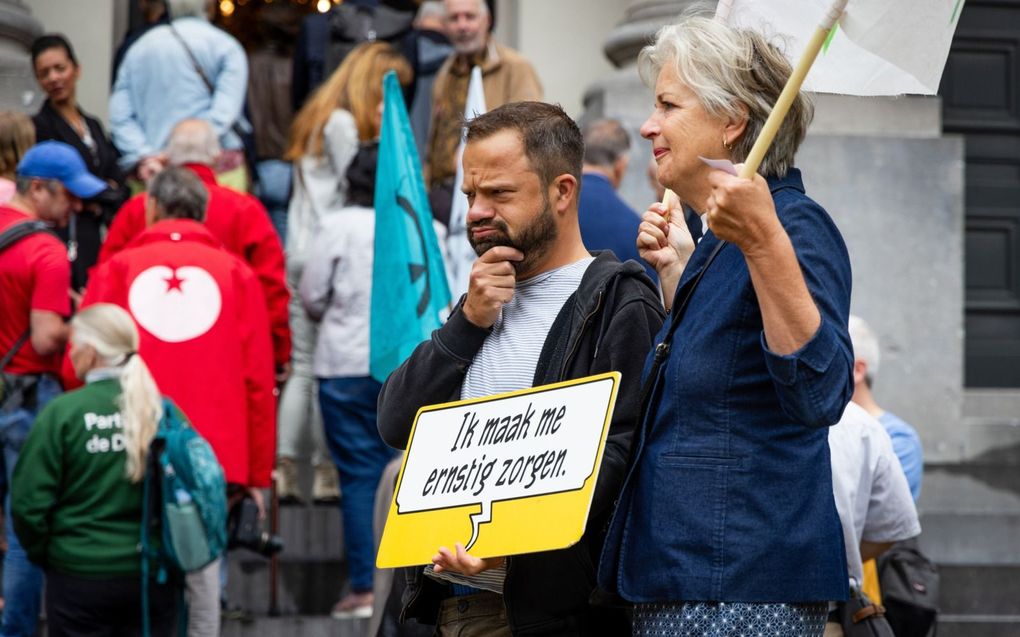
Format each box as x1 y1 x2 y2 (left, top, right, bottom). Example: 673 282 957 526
723 0 964 95
446 66 487 299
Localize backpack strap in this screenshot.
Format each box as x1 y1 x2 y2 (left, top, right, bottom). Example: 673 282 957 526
141 445 154 637
0 221 53 372
140 400 175 637
0 219 50 252
0 330 30 374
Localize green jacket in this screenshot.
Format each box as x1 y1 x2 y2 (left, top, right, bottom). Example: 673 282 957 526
11 377 179 576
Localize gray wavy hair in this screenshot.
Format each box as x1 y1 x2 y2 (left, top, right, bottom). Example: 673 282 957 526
638 10 813 178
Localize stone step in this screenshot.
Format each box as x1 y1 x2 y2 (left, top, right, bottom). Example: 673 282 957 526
226 555 348 616
272 502 345 560
224 498 350 614
937 565 1020 616
220 615 371 637
918 512 1020 565
919 465 1020 515
937 615 1020 637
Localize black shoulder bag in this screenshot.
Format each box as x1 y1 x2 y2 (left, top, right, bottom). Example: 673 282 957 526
877 537 939 637
837 587 896 637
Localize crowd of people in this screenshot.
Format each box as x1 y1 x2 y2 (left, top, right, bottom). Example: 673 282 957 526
0 0 928 636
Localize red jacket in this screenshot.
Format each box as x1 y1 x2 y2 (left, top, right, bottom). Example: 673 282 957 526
82 219 276 487
100 164 291 368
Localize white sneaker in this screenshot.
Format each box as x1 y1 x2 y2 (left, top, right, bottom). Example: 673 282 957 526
331 592 373 619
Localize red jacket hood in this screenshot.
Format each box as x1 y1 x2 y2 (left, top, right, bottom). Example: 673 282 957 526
128 218 227 252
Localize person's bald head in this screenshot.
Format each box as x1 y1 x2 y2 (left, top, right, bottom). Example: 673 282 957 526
165 118 221 167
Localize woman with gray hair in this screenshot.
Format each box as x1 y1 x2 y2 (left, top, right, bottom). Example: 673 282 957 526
11 303 185 636
598 11 854 636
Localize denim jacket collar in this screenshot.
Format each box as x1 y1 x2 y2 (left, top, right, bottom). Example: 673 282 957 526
673 168 805 301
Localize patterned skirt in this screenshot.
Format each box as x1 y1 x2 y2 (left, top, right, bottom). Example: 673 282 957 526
633 601 829 637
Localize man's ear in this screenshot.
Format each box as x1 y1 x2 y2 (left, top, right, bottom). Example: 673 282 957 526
853 359 868 387
552 174 578 213
28 178 45 198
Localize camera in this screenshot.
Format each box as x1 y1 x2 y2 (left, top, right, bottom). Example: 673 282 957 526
227 496 284 557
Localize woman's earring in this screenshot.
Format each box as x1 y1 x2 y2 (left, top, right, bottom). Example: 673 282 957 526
722 136 733 151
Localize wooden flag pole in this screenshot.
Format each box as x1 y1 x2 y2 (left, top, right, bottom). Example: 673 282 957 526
739 0 848 179
715 0 735 22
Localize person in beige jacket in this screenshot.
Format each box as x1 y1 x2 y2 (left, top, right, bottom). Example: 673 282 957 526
426 0 543 226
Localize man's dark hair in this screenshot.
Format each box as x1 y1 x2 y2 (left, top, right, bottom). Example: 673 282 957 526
582 118 630 167
14 176 58 196
31 34 79 67
465 101 583 189
148 167 208 222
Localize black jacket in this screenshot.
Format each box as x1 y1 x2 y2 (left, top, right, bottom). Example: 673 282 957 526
377 251 665 635
33 101 129 289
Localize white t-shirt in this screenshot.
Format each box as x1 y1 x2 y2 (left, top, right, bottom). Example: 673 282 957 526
829 401 921 585
461 257 594 400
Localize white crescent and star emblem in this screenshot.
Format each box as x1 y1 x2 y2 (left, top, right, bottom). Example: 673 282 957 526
128 265 222 343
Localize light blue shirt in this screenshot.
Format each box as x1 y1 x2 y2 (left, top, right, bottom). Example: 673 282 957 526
878 411 924 501
109 17 248 170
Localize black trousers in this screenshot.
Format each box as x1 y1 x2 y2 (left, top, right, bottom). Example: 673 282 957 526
45 570 180 637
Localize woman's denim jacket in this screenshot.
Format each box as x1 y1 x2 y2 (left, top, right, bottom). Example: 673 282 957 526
599 169 853 604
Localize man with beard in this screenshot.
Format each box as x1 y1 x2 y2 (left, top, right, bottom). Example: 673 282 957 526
377 102 664 635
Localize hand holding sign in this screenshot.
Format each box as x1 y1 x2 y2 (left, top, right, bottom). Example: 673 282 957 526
377 373 620 568
432 544 505 576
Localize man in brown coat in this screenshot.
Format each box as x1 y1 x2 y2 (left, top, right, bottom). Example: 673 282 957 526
426 0 543 226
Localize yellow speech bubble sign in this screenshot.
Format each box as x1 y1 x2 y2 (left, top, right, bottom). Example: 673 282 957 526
376 372 620 568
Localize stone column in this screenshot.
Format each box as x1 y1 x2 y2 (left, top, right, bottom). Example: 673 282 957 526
602 0 695 69
0 0 42 112
583 1 694 211
582 0 966 464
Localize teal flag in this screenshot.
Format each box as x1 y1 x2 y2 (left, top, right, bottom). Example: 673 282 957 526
370 71 452 383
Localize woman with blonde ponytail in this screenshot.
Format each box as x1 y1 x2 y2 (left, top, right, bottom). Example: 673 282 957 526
11 303 184 636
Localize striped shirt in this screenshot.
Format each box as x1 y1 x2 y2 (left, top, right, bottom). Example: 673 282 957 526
425 256 594 594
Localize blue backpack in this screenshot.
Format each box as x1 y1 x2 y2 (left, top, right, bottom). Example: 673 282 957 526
141 399 227 635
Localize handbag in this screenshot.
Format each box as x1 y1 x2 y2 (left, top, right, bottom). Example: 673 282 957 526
877 538 939 637
837 587 896 637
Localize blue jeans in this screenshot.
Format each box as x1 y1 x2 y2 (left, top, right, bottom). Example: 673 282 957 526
317 376 395 592
255 159 292 243
0 374 62 636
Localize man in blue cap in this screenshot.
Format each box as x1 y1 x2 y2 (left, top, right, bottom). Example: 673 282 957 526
0 140 105 637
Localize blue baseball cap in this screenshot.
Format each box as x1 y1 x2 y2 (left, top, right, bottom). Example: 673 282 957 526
16 141 107 199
